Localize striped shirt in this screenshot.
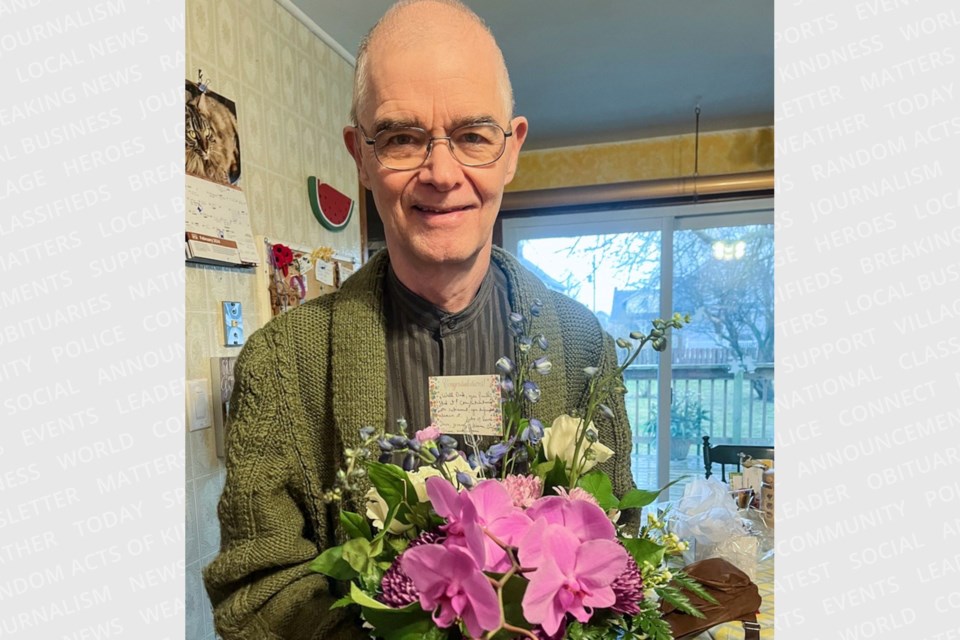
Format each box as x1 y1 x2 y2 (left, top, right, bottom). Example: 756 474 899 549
383 262 514 439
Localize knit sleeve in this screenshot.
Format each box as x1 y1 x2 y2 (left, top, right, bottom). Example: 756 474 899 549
551 292 638 503
202 325 365 640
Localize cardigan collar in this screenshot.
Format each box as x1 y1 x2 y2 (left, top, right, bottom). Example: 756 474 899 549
330 247 570 447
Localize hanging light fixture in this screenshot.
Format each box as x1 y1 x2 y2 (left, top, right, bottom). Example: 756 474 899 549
693 104 701 203
711 240 747 261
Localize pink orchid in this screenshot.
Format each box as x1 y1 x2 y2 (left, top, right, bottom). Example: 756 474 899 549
425 477 532 572
519 520 628 636
524 496 617 566
401 543 502 638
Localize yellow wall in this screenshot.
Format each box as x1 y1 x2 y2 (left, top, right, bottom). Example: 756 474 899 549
507 127 773 192
185 1 359 637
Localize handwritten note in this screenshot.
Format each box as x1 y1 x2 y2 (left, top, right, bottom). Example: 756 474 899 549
429 375 502 437
315 257 336 286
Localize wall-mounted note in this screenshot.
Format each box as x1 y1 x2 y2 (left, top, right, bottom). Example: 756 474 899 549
429 375 502 437
315 257 336 287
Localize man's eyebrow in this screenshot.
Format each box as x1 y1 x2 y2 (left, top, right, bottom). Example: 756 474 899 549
372 118 423 134
372 115 502 134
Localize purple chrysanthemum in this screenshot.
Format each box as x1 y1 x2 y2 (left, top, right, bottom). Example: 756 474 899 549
378 531 445 607
532 619 567 640
610 553 644 615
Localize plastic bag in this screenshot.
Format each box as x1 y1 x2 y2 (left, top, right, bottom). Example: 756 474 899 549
670 477 758 579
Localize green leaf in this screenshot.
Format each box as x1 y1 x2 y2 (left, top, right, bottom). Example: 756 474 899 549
577 470 619 511
617 488 659 510
340 510 373 541
367 462 417 507
360 603 437 640
656 584 706 618
308 546 359 581
500 575 532 632
330 595 355 609
541 457 569 493
342 538 373 573
620 537 665 569
618 477 684 510
671 570 719 605
634 602 674 640
350 582 393 610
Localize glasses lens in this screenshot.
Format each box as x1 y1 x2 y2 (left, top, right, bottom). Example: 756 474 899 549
450 124 506 166
373 128 430 170
370 124 508 170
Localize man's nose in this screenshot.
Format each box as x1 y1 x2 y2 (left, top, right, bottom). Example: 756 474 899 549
418 139 462 189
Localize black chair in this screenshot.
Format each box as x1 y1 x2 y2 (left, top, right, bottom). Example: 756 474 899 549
702 435 774 481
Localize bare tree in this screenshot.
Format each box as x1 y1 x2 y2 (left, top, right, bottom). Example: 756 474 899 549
555 226 775 400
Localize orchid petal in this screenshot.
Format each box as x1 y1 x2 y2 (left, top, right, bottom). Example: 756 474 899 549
562 500 617 541
425 475 461 521
459 562 502 637
521 555 568 636
574 539 628 588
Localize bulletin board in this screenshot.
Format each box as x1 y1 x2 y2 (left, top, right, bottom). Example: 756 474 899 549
253 236 359 324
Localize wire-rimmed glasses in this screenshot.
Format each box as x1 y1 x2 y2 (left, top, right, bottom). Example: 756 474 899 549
358 122 513 171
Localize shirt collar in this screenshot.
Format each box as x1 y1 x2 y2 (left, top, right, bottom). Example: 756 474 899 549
386 262 496 334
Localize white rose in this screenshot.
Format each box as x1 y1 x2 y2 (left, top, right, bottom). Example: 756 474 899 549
365 461 479 533
365 488 411 534
542 414 614 474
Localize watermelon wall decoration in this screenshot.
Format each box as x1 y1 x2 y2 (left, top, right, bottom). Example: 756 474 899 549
308 177 354 231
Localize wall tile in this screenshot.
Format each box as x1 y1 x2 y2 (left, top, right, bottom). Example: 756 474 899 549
189 426 220 479
187 0 215 62
185 264 209 312
238 12 262 89
214 0 239 71
297 56 317 122
185 480 200 565
196 470 226 559
278 43 297 113
186 558 210 639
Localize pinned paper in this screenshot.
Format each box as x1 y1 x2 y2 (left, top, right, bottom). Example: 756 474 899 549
429 375 502 437
315 258 336 286
337 261 355 285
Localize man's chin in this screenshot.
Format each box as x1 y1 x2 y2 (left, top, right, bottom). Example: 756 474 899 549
409 242 491 269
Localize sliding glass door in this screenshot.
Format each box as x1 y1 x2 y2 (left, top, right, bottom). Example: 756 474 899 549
502 200 774 499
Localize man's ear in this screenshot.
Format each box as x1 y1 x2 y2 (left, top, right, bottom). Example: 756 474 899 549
343 126 372 188
502 117 528 186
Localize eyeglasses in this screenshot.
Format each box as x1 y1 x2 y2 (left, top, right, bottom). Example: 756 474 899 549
358 122 513 171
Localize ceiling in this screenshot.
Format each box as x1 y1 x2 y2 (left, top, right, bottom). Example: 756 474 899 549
287 1 773 150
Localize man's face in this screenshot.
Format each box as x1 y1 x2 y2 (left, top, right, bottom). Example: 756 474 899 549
344 24 527 274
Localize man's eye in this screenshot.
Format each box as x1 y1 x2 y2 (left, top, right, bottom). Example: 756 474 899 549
456 131 490 145
381 132 422 147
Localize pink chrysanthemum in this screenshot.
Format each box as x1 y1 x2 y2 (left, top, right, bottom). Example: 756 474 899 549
610 553 644 615
502 474 543 508
378 531 444 607
551 486 600 507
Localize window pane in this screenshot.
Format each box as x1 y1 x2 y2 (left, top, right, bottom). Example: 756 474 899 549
668 224 775 499
515 232 662 493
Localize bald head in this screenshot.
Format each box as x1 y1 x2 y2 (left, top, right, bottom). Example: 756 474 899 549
349 0 514 126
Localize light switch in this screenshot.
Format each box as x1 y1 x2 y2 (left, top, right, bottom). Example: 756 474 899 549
187 379 212 431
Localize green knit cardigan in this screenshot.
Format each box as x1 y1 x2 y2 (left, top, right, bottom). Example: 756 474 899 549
203 247 635 639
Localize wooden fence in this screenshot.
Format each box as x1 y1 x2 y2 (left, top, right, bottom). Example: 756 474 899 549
622 362 775 445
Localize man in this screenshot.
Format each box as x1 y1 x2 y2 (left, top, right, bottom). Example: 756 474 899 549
203 2 634 638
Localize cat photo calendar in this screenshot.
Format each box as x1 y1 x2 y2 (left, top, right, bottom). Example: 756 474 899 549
184 78 257 267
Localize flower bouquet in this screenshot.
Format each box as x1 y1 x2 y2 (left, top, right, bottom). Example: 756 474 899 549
312 309 714 639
